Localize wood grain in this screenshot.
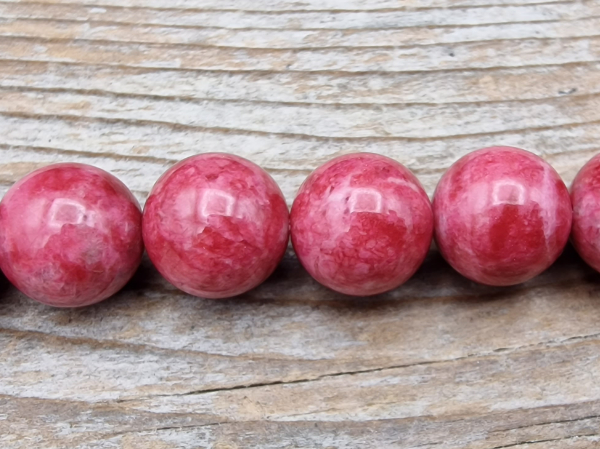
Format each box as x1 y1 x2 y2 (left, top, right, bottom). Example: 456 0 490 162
1 1 600 448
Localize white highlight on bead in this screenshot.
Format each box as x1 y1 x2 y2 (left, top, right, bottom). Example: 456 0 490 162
492 180 526 206
348 188 383 213
48 198 95 228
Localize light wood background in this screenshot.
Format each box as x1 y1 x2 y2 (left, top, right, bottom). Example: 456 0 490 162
2 0 600 448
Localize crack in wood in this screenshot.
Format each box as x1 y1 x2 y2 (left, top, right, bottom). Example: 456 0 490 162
2 83 600 108
112 332 600 403
103 421 227 439
2 110 600 143
1 15 598 34
488 433 600 449
1 54 600 75
3 30 600 51
4 32 600 54
497 413 600 433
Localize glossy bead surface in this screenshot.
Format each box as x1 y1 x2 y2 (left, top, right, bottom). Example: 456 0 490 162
571 153 600 273
290 153 433 296
0 163 143 307
433 146 572 286
143 153 289 298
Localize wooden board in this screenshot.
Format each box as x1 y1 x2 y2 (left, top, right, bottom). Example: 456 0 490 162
1 1 600 447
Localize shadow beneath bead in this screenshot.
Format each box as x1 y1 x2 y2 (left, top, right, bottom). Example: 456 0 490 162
0 270 39 315
566 243 600 297
239 248 490 309
0 270 11 299
236 242 600 313
117 253 163 297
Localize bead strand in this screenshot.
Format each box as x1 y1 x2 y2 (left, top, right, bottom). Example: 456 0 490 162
0 146 598 307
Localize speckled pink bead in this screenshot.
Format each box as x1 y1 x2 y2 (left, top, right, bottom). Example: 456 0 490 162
0 163 143 307
433 146 572 286
571 153 600 273
290 153 433 296
142 153 289 298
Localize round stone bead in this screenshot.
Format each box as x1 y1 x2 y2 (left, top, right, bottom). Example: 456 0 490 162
571 153 600 273
290 153 433 296
142 153 289 298
433 146 572 286
0 163 143 307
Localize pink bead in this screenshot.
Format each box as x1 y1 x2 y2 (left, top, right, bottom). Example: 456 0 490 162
290 153 433 296
433 146 572 286
0 163 143 307
571 153 600 273
142 153 289 298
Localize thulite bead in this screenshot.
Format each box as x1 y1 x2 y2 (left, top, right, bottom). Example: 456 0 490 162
290 153 433 296
142 153 289 298
571 153 600 273
0 163 143 307
433 146 572 286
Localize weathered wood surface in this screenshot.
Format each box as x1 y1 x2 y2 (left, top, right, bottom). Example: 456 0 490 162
1 1 600 447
